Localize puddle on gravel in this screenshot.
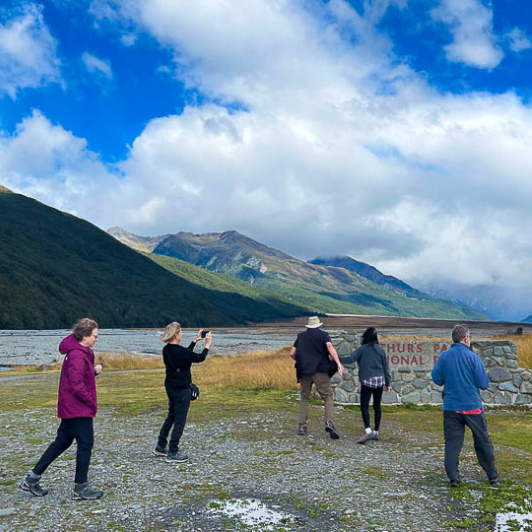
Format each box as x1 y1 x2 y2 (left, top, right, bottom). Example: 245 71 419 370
495 509 532 531
208 498 294 530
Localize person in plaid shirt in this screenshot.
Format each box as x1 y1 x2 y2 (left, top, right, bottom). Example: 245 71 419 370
340 327 391 444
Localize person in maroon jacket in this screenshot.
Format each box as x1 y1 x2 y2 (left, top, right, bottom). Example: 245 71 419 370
19 318 104 500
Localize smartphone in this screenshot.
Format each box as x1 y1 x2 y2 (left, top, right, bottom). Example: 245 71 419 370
201 330 210 338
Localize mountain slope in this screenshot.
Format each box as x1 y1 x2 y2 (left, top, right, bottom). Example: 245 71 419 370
111 228 487 320
0 189 306 329
309 256 414 295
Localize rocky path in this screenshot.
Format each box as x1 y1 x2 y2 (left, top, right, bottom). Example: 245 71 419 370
0 400 506 531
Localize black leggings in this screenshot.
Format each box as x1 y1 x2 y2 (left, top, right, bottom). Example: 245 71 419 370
360 385 384 431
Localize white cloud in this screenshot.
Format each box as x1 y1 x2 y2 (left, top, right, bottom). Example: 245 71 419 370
431 0 503 68
506 27 532 53
0 3 61 98
81 51 113 79
6 0 532 320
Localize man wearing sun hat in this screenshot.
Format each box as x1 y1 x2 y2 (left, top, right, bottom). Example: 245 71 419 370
290 316 344 438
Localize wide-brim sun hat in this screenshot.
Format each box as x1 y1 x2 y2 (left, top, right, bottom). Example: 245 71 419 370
305 316 323 328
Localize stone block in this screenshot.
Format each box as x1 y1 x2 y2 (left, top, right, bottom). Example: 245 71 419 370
348 393 360 404
488 368 512 383
334 388 350 403
391 382 402 393
507 361 518 369
492 356 504 366
493 392 512 405
341 381 356 393
515 394 532 405
414 380 427 389
401 391 421 404
402 385 414 395
420 391 431 403
503 346 511 353
522 372 531 381
498 382 519 393
398 368 411 373
521 382 532 394
505 354 518 360
483 359 496 367
401 374 416 382
483 348 494 357
431 391 442 403
331 373 342 384
382 392 399 404
337 343 352 356
480 390 493 403
513 374 522 387
494 347 504 356
432 384 443 392
344 334 357 343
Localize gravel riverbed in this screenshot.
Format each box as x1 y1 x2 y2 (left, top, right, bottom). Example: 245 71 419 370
0 390 500 532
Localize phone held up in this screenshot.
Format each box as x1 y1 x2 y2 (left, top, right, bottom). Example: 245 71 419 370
201 330 210 338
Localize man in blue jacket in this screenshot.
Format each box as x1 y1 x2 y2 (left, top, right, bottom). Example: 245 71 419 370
432 324 498 487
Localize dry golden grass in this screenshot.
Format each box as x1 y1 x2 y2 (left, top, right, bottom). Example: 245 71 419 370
194 347 299 391
95 351 164 370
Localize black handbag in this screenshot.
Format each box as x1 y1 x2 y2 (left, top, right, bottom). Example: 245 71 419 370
190 383 200 401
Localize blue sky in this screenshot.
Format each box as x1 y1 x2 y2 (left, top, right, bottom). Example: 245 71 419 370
2 0 532 320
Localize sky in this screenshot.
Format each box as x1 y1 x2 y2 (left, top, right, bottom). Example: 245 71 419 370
1 0 532 321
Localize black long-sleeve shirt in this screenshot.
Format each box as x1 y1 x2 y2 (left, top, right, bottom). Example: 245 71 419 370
163 341 209 389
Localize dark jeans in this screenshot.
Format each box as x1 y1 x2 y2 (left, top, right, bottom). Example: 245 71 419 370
33 417 94 484
443 411 498 482
158 387 191 453
360 385 384 431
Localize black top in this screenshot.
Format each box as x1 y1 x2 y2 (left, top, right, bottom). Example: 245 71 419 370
293 328 333 379
163 341 209 389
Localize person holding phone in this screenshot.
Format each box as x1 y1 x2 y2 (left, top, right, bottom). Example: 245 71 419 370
152 323 211 463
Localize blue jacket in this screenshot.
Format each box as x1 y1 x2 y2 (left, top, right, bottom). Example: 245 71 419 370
431 343 489 411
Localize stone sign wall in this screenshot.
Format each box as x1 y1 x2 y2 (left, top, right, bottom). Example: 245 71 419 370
330 332 532 406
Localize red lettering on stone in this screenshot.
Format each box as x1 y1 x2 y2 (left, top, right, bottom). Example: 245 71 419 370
417 344 423 353
391 355 399 364
408 343 414 353
434 355 439 364
440 344 448 353
401 356 409 364
434 344 440 353
389 344 396 353
411 356 418 364
397 343 405 353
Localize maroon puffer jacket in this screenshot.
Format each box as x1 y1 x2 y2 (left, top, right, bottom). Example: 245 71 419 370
57 334 97 419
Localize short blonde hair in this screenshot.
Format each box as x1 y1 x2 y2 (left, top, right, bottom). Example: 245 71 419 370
161 322 181 343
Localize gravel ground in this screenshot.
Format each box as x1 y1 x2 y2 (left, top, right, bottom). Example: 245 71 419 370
0 401 498 531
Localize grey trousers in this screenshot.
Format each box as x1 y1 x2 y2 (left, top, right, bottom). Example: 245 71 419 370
443 411 498 482
298 372 334 426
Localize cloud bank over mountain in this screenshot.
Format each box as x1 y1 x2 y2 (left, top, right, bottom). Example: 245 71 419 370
2 0 532 320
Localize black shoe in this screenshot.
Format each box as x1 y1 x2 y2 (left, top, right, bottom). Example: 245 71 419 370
166 451 189 463
325 421 340 440
297 425 307 436
19 476 48 497
489 475 500 487
72 482 104 500
152 445 167 457
450 479 461 488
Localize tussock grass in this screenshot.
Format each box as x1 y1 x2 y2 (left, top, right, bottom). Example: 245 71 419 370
96 352 164 370
497 335 532 369
195 347 298 391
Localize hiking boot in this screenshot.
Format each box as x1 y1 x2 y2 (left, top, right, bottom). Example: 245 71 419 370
450 479 461 488
368 431 379 441
357 432 372 445
297 425 307 436
152 445 167 457
489 475 500 487
166 451 189 463
19 476 48 497
72 482 104 500
325 421 340 440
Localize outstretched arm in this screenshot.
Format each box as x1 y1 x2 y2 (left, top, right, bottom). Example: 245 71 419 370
327 342 343 377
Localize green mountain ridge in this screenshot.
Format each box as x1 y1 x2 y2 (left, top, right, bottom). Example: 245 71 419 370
0 190 307 329
111 228 487 320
